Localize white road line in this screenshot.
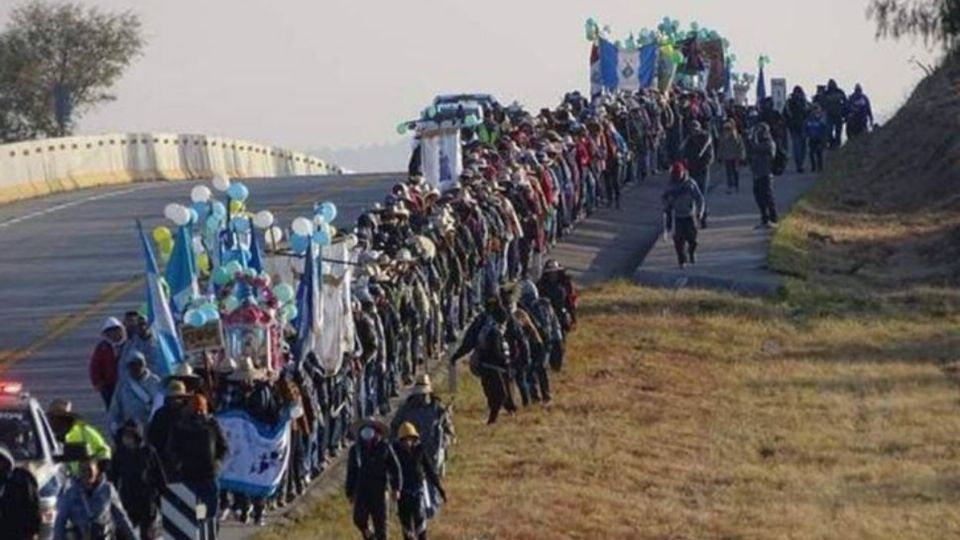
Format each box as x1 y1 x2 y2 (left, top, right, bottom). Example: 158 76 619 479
0 183 164 230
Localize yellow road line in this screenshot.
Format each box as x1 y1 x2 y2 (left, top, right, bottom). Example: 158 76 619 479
0 276 144 372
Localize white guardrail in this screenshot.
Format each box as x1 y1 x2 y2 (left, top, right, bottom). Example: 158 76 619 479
0 132 341 204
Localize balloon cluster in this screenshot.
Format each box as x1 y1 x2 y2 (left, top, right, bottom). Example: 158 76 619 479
182 298 221 328
758 55 772 68
287 201 338 255
586 16 734 71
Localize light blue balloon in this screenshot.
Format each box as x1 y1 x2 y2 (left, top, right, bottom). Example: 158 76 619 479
184 309 206 327
274 283 295 304
232 218 251 233
223 296 240 313
224 260 243 276
188 208 199 225
199 304 220 322
313 228 331 247
290 233 310 254
211 200 227 217
227 182 249 202
319 201 337 223
192 202 210 220
281 304 298 321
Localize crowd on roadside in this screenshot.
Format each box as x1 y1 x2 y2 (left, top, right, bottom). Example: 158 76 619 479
0 77 870 539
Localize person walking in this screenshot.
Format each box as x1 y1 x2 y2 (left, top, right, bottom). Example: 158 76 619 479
748 122 780 228
345 418 399 540
662 162 706 268
784 86 810 173
54 458 137 540
110 420 166 539
47 400 112 471
392 422 446 540
451 301 516 425
89 317 126 410
108 352 162 435
717 120 746 194
823 79 848 147
680 120 714 225
805 104 829 172
0 446 41 540
846 84 874 139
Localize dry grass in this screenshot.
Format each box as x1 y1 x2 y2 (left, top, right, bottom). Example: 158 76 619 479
256 281 960 540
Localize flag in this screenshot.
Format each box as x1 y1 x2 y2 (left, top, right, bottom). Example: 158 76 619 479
217 409 292 498
757 64 767 104
599 39 658 92
293 239 322 365
589 42 602 97
164 225 199 317
249 228 264 274
137 221 184 377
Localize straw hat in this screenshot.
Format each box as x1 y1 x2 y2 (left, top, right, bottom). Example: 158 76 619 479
228 357 265 382
411 374 433 396
166 380 189 397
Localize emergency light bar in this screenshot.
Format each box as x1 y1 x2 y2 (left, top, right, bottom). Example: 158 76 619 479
0 382 24 395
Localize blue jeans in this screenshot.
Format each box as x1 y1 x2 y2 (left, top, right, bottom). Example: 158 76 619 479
790 130 807 172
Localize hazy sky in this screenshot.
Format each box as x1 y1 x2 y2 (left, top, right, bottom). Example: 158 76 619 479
0 0 939 153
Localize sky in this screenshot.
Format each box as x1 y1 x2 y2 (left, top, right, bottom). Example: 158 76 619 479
0 0 941 158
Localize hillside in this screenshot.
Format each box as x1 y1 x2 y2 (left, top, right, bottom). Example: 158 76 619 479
771 53 960 313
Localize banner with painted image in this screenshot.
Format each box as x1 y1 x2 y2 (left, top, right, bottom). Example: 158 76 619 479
217 409 291 498
701 39 727 91
421 128 462 193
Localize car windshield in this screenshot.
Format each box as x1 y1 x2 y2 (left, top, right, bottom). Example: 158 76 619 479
0 409 42 461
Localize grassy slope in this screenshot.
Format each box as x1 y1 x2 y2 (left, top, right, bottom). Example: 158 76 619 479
257 58 960 540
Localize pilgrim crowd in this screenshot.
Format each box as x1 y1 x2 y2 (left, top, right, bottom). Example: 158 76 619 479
0 76 871 539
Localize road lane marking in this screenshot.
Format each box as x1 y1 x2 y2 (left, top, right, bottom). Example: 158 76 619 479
0 276 143 371
0 184 163 230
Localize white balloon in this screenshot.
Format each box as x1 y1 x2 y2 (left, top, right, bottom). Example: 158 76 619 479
212 175 231 192
291 217 314 237
265 226 284 245
164 203 181 223
170 204 191 226
190 185 212 203
253 210 275 229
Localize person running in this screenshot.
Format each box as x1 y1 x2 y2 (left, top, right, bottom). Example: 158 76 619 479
784 86 810 173
54 458 136 540
805 104 829 172
345 418 398 540
823 79 848 147
846 84 874 139
0 445 41 540
391 422 446 540
89 317 126 410
748 122 780 228
717 120 746 194
662 162 706 268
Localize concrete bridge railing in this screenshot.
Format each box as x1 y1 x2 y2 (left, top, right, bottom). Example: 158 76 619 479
0 132 341 204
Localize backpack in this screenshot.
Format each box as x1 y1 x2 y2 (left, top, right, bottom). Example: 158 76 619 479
469 316 503 376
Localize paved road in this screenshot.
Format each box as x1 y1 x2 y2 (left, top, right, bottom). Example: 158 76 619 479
0 173 402 425
635 171 817 294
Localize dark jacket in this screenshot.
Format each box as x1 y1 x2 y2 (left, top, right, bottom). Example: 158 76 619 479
391 441 444 500
110 422 166 524
162 413 228 484
345 438 399 501
681 130 714 174
662 178 706 220
0 467 41 540
784 96 809 133
749 134 777 178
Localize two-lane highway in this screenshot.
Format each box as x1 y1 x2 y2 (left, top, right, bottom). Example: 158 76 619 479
0 173 401 425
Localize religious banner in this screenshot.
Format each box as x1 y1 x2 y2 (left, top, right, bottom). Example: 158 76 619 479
771 78 788 112
217 410 292 498
701 39 727 91
421 127 462 193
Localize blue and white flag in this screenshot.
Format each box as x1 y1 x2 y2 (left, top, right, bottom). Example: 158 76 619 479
164 225 199 317
599 39 658 92
293 239 322 365
248 228 265 274
137 221 184 377
216 410 292 498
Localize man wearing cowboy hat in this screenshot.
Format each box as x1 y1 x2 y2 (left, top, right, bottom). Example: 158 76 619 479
390 375 454 472
89 316 127 410
345 418 398 540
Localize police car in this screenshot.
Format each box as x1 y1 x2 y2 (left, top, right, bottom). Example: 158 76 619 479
0 382 67 539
